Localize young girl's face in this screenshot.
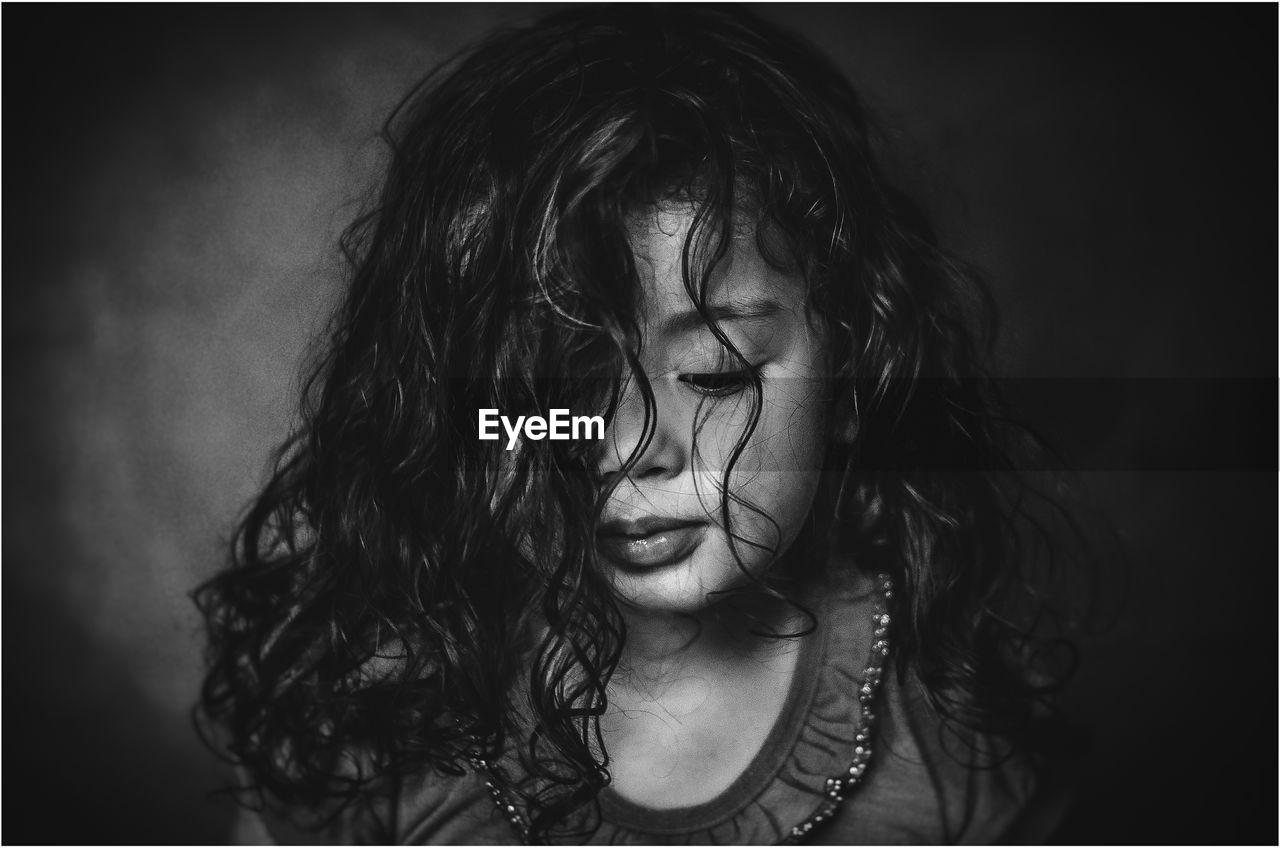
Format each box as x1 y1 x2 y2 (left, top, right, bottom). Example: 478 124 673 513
594 206 829 615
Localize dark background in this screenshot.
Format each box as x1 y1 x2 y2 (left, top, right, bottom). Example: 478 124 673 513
4 4 1275 843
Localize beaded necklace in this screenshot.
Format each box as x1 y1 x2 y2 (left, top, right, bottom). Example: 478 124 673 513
782 572 892 842
468 573 893 845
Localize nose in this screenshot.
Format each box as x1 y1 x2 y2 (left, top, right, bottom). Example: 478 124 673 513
594 374 687 485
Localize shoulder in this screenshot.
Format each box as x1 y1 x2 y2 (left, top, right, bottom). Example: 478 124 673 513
812 566 1047 844
836 667 1041 844
247 764 517 845
392 765 518 845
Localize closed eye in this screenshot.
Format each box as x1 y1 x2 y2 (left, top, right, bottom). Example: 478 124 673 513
678 370 754 397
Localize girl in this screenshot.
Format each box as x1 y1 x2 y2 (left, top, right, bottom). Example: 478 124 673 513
197 6 1075 844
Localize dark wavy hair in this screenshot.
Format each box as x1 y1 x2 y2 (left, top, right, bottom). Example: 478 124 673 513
195 5 1078 842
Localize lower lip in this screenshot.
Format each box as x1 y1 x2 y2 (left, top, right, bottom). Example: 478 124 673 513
597 525 707 569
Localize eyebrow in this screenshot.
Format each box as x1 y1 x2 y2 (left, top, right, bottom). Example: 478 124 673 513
659 296 789 337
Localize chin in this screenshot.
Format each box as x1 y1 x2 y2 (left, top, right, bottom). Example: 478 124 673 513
607 543 763 615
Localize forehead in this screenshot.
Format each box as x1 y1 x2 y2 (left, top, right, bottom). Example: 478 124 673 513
627 205 805 334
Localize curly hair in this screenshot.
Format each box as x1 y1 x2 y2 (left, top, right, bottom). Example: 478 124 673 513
195 6 1077 842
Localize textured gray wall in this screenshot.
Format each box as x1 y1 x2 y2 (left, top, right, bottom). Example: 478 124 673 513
4 5 1274 842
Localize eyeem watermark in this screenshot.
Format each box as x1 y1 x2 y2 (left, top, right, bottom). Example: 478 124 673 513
479 408 605 450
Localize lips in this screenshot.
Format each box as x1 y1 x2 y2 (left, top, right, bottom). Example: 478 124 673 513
596 516 708 568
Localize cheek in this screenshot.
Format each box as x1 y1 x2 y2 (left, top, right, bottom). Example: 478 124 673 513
753 371 830 472
691 375 829 470
691 380 827 556
700 469 821 569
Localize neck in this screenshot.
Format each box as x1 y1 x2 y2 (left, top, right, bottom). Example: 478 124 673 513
612 586 805 696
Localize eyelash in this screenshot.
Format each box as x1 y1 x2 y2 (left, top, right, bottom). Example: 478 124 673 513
678 369 756 397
